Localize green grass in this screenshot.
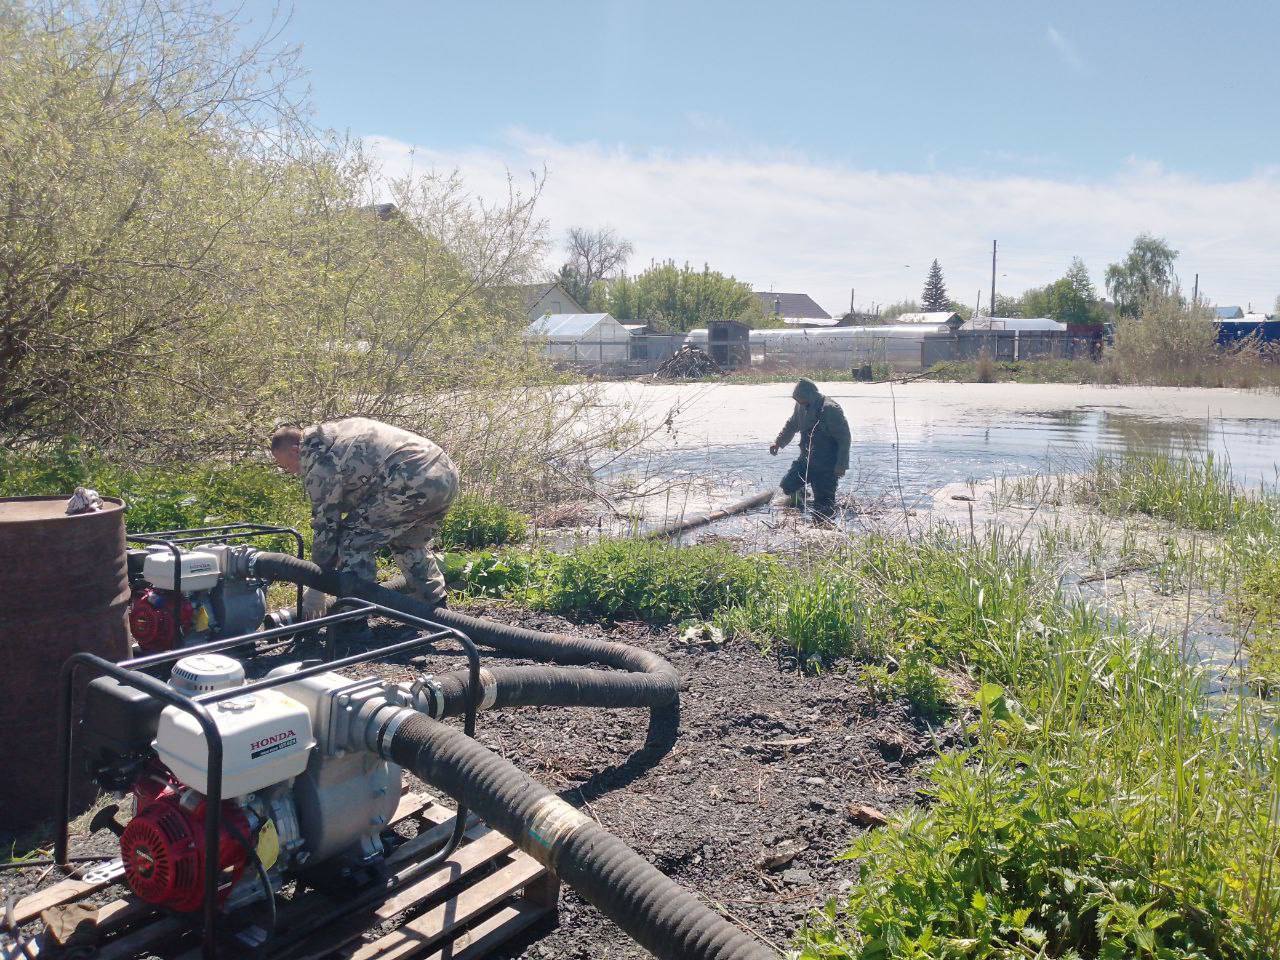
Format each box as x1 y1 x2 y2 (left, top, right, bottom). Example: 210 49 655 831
536 539 778 625
797 535 1280 960
1079 450 1267 532
0 443 537 552
718 570 876 662
437 493 528 550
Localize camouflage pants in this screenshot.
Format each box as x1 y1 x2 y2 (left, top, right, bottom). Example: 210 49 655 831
337 454 459 604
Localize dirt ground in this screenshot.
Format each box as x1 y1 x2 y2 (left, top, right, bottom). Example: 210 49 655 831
371 605 949 958
3 606 947 958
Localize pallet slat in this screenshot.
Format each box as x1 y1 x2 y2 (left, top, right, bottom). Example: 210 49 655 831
347 855 546 960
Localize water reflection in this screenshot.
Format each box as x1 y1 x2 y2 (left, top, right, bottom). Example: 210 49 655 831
625 410 1280 508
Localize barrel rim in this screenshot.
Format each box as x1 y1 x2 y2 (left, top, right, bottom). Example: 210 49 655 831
0 494 126 521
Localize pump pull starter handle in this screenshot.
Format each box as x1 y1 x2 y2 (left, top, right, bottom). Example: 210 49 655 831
90 803 126 838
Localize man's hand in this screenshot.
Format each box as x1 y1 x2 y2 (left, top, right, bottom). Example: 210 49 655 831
835 466 847 478
300 587 328 621
769 443 779 456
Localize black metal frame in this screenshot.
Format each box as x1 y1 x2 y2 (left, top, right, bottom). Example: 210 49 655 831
127 524 308 639
55 600 481 960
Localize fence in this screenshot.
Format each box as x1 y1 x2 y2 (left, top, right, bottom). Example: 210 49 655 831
921 331 1100 367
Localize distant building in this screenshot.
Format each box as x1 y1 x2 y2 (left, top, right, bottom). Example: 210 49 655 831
1214 306 1245 320
897 311 963 328
754 291 834 327
966 316 1066 332
523 312 632 366
514 282 587 324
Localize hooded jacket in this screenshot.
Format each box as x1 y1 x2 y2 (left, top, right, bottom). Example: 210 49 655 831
774 379 851 472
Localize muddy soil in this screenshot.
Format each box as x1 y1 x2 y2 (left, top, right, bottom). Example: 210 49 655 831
363 605 949 958
3 606 947 958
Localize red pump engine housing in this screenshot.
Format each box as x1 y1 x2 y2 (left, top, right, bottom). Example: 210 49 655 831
128 588 193 653
120 787 250 912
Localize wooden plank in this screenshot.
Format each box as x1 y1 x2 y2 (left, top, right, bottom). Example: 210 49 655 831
347 854 546 960
375 829 512 921
426 902 547 960
13 869 119 926
170 812 485 960
12 793 436 926
274 827 507 960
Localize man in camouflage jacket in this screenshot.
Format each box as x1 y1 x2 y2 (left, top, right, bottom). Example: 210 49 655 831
769 378 850 522
271 418 459 614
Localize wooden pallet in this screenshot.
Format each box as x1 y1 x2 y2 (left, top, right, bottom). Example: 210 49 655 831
7 792 557 960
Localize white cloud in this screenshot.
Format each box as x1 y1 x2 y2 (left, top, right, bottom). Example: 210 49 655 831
365 132 1280 315
1047 25 1087 74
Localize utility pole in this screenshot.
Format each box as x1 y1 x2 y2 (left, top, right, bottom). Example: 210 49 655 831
1192 273 1199 304
850 287 855 316
990 240 998 319
975 290 982 318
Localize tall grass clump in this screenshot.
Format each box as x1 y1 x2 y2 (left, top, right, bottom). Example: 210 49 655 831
534 539 778 625
720 571 876 663
799 534 1280 960
1078 449 1260 531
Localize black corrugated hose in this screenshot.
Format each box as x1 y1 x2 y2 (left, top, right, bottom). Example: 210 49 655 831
383 712 774 960
249 553 680 724
250 551 774 959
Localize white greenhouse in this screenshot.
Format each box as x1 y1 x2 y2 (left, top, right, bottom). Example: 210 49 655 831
523 313 632 367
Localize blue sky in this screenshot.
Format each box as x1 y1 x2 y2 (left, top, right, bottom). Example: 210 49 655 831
262 1 1280 313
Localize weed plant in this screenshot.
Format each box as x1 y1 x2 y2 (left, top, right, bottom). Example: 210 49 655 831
437 493 529 549
798 537 1280 960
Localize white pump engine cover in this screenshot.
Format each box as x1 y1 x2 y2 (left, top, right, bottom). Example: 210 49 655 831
142 549 222 592
154 687 315 798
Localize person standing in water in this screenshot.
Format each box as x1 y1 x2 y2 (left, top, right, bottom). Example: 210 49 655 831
769 378 850 522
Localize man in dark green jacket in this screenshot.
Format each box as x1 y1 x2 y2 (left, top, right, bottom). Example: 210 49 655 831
769 378 851 522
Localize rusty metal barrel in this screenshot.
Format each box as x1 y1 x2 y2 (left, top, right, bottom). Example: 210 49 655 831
0 496 130 829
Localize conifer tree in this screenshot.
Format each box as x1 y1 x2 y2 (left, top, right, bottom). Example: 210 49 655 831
922 259 949 311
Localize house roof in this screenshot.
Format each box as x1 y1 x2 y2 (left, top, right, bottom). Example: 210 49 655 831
357 203 400 221
897 311 961 325
754 291 831 320
513 282 586 313
1214 306 1245 319
781 316 841 328
966 316 1066 332
525 313 618 339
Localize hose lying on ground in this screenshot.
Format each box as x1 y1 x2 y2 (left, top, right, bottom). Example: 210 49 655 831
381 710 775 960
250 553 681 722
642 488 777 540
252 551 773 959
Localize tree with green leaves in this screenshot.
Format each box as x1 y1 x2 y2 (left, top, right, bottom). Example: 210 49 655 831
605 261 763 331
922 259 949 312
1105 234 1179 318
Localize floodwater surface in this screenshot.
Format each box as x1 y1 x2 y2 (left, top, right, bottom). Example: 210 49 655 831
601 382 1280 517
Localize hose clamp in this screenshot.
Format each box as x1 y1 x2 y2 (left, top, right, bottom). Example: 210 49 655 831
478 667 498 711
410 674 446 719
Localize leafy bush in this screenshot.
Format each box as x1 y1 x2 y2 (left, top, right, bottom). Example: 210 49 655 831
438 494 529 549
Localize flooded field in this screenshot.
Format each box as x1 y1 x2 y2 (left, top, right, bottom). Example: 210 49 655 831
602 382 1280 519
